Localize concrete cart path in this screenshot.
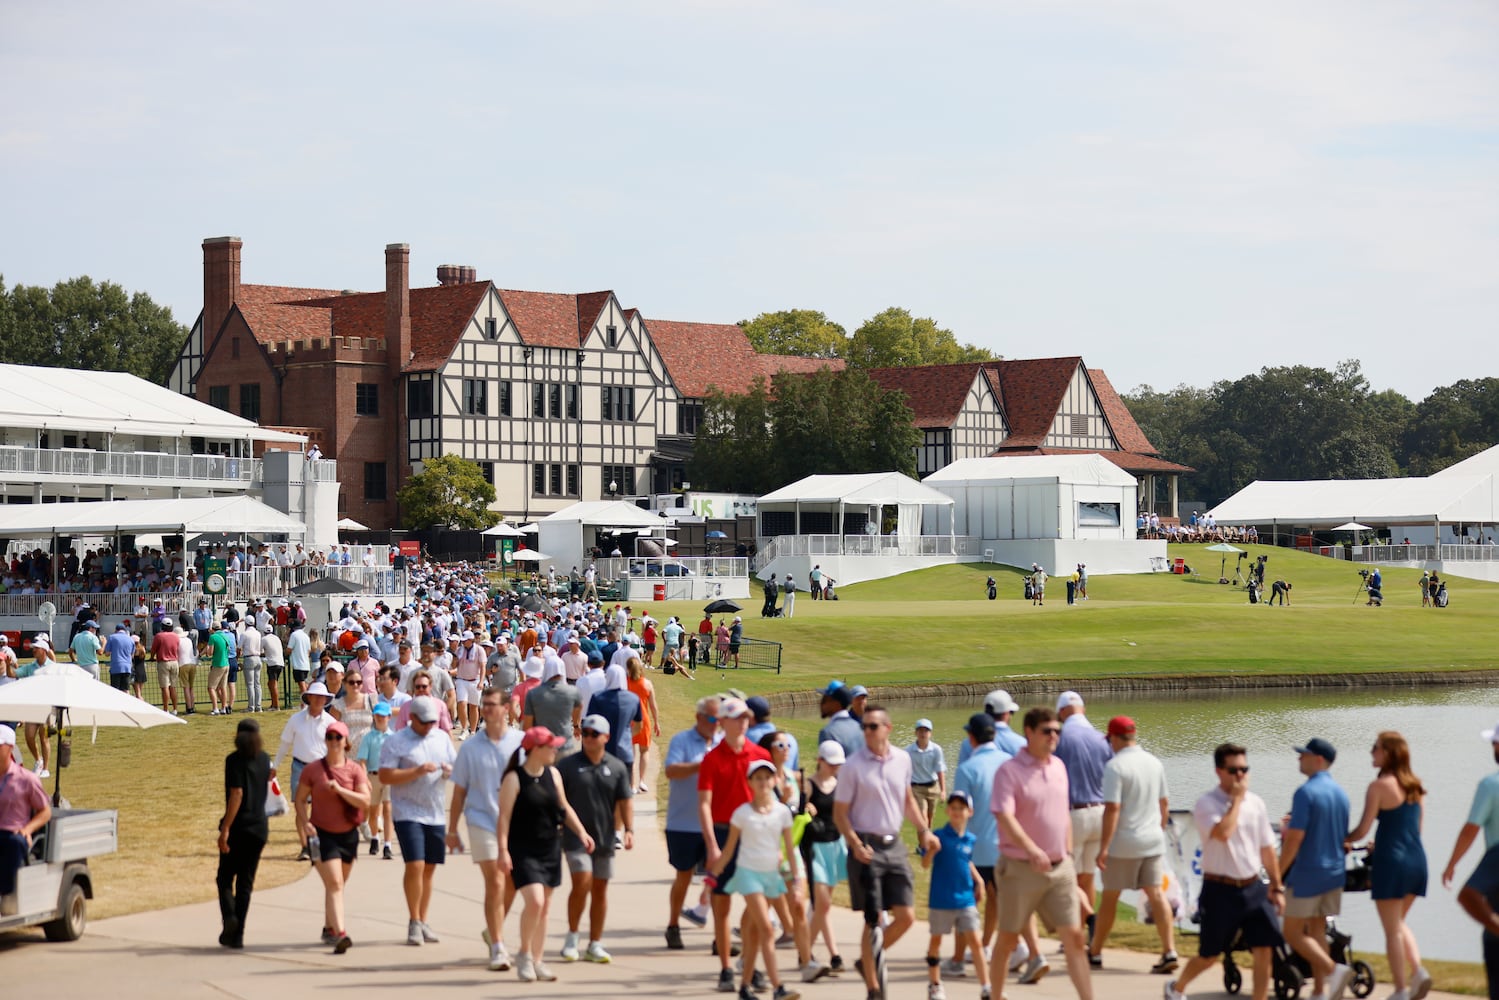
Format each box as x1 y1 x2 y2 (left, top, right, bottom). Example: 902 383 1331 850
1 794 1466 1000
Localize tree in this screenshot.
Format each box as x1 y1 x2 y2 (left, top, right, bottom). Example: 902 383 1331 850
689 378 775 494
844 307 995 369
0 275 187 384
740 309 847 358
396 454 499 530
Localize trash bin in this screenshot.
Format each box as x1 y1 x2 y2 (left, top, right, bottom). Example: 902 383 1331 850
653 583 666 602
1172 558 1185 575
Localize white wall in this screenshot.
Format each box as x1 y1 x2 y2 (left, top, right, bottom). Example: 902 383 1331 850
931 479 1134 541
983 538 1167 576
536 521 586 575
758 552 966 590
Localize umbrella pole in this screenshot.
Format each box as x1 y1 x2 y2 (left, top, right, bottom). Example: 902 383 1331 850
52 705 64 808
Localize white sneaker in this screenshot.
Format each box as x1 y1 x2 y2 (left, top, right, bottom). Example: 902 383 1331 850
800 960 830 983
928 983 947 1000
515 952 537 982
561 931 580 961
1410 967 1433 1000
1017 953 1049 984
407 919 423 946
583 940 611 963
1326 963 1354 1000
1007 942 1030 972
489 941 512 971
940 957 966 977
1164 980 1186 1000
37 769 50 779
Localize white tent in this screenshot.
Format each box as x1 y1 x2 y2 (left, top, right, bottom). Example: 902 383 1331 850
923 455 1137 540
537 500 668 570
0 495 308 537
0 363 305 444
757 472 954 540
1208 475 1499 528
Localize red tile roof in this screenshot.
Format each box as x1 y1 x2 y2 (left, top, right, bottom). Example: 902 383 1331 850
494 289 587 348
233 284 345 344
574 291 612 343
989 356 1083 448
991 445 1193 474
646 319 761 397
865 362 988 428
282 283 491 372
1087 368 1158 455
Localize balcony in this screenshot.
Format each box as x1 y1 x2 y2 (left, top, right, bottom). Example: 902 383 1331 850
0 446 337 490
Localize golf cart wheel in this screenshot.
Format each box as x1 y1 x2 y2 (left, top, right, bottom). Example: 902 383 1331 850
1274 963 1304 1000
42 880 87 941
1223 958 1242 994
1349 960 1375 998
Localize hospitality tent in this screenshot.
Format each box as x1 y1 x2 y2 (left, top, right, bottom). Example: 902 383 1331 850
0 495 308 537
923 454 1137 540
1208 475 1499 530
756 472 955 541
537 500 668 571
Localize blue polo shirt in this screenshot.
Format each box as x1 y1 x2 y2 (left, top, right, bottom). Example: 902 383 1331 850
958 722 1025 764
929 824 977 910
104 629 135 675
664 725 718 832
953 741 1011 867
1055 715 1112 806
818 713 863 760
1286 769 1351 896
1467 773 1499 849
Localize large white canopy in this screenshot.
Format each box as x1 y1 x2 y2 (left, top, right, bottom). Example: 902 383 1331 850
0 363 305 443
538 501 665 527
759 472 954 507
924 454 1137 489
1209 475 1499 527
0 495 307 536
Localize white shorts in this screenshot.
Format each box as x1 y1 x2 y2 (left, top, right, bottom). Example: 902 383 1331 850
1070 804 1104 874
467 818 500 863
456 678 483 706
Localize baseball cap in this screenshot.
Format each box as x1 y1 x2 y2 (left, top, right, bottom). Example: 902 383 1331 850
0 724 15 746
1056 690 1085 712
747 758 777 778
462 630 475 640
914 718 933 731
1294 737 1337 763
304 682 331 699
32 635 51 649
947 789 974 809
581 714 611 736
816 680 845 696
325 720 350 740
353 639 369 649
1483 721 1499 744
745 696 771 722
568 634 582 644
587 650 604 665
719 697 751 720
371 701 393 717
964 712 997 740
521 725 566 751
849 685 869 698
324 661 345 673
817 740 846 765
84 621 99 630
116 622 130 630
409 696 440 723
1107 716 1137 737
984 689 1020 715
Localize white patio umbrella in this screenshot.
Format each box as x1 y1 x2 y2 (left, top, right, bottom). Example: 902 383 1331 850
483 523 524 537
511 550 550 562
1333 521 1373 532
336 517 370 530
0 662 184 805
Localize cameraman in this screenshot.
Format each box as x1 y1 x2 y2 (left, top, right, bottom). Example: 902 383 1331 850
1365 567 1383 607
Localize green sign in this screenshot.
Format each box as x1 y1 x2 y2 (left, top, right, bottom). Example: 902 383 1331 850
500 539 515 567
204 557 227 595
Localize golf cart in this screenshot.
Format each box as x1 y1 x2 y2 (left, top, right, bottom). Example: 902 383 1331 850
0 808 117 941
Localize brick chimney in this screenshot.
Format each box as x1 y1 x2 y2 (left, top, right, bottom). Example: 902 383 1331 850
386 243 411 368
436 264 463 286
202 236 242 339
461 266 477 283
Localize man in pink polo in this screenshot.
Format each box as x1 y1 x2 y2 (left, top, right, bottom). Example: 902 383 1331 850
0 724 52 905
988 706 1093 1000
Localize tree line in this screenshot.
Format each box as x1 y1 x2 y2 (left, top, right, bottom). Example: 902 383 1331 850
0 275 188 385
741 307 995 368
1124 360 1499 504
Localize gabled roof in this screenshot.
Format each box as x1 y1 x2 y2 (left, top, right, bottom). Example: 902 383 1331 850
574 291 612 343
759 471 953 506
864 362 990 428
990 446 1193 475
233 284 344 344
493 289 592 348
1088 368 1157 455
989 356 1083 448
646 319 761 397
290 283 492 372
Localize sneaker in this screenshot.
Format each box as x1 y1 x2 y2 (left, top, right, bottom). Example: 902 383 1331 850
981 987 992 1000
751 970 770 993
36 769 49 779
534 961 558 982
420 921 439 943
357 821 371 839
583 940 611 963
383 844 393 860
1017 953 1050 985
561 931 580 961
773 987 801 1000
774 931 794 948
683 904 709 927
407 919 423 946
928 984 947 1000
489 941 512 971
515 953 537 982
321 926 337 945
666 925 685 950
940 957 966 977
1089 953 1103 968
712 938 743 958
1410 967 1433 1000
718 968 738 993
369 837 379 856
1326 963 1354 1000
1007 943 1030 972
638 782 650 793
800 960 829 983
829 954 845 974
738 987 756 1000
1164 980 1186 1000
1151 952 1180 975
333 933 352 954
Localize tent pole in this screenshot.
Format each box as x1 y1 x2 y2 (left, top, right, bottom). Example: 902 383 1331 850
52 706 64 807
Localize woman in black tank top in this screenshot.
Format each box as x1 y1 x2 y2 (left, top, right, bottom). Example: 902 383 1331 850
498 726 595 983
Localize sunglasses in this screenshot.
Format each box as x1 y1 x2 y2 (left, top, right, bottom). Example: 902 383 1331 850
581 730 605 739
1038 726 1062 736
347 677 361 684
1223 766 1250 775
324 733 344 742
862 722 884 731
413 684 431 691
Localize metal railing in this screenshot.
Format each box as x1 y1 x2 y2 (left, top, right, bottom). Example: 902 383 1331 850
1348 544 1499 563
0 446 337 486
594 556 748 579
755 534 975 559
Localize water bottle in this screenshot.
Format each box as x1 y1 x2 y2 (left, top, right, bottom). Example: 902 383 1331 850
306 833 320 860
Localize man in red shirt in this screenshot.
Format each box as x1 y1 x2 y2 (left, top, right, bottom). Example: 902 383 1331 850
150 622 183 715
697 697 771 993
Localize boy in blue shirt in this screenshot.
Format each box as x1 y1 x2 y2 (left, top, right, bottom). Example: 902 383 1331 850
355 701 395 859
922 790 991 1000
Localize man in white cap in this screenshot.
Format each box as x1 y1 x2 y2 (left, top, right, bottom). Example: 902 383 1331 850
380 695 456 946
1054 690 1112 949
261 624 285 712
560 634 589 684
487 633 522 698
557 713 635 963
238 615 264 713
955 689 1023 767
1444 719 1499 890
272 681 334 861
0 723 52 908
453 630 486 739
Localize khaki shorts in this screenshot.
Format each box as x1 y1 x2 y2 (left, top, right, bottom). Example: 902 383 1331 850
1070 805 1104 874
1101 853 1165 893
207 667 229 690
467 818 500 863
911 784 940 813
997 855 1081 934
929 905 981 935
367 772 389 808
157 660 179 688
179 663 196 688
1284 886 1343 919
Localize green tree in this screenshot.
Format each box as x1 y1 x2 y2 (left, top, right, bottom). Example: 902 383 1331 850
397 454 499 530
844 307 995 369
688 378 775 494
739 309 847 358
1401 378 1499 475
0 275 187 383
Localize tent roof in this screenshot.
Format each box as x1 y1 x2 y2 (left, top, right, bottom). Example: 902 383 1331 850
0 495 307 536
1431 443 1499 480
0 363 305 443
923 454 1138 488
759 472 954 506
1208 475 1499 527
537 500 666 527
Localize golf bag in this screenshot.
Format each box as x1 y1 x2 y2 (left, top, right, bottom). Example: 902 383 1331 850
1024 579 1034 601
1435 583 1449 608
1247 579 1260 604
986 576 998 601
761 578 782 618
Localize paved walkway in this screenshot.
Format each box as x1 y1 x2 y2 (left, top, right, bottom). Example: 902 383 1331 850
1 793 1467 1000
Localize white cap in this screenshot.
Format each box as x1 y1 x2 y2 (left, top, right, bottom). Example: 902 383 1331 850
817 740 846 765
1483 721 1499 744
984 689 1020 715
581 714 611 736
0 724 15 746
914 718 933 731
1056 690 1084 712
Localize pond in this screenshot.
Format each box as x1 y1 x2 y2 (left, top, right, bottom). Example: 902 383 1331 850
777 683 1499 963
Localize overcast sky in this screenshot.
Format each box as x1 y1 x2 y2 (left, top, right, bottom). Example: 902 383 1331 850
3 1 1495 400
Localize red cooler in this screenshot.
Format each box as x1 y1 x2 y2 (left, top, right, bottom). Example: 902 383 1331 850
653 583 666 602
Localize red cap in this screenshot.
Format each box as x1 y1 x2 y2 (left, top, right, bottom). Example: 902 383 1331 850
521 726 566 751
1107 716 1137 737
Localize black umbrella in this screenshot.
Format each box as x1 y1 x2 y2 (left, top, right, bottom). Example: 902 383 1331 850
704 599 742 614
291 576 363 595
518 593 552 614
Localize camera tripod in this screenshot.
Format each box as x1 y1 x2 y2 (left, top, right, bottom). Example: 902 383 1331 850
1231 552 1249 588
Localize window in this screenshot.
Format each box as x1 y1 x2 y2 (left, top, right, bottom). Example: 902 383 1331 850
549 463 563 495
602 386 635 422
207 385 230 411
678 401 703 436
566 464 579 496
566 384 579 419
1078 501 1121 528
355 383 379 416
363 462 387 502
918 429 952 476
548 383 562 418
407 380 434 418
533 463 546 495
463 379 487 415
485 317 498 340
602 464 636 496
239 384 261 422
606 325 618 348
499 380 513 416
532 382 544 418
475 461 495 485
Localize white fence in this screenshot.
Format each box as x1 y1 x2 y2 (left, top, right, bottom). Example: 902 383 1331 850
755 533 974 569
1348 544 1499 563
0 446 338 486
593 556 749 580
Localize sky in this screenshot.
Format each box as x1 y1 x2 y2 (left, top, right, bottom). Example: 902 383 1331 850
2 0 1496 401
